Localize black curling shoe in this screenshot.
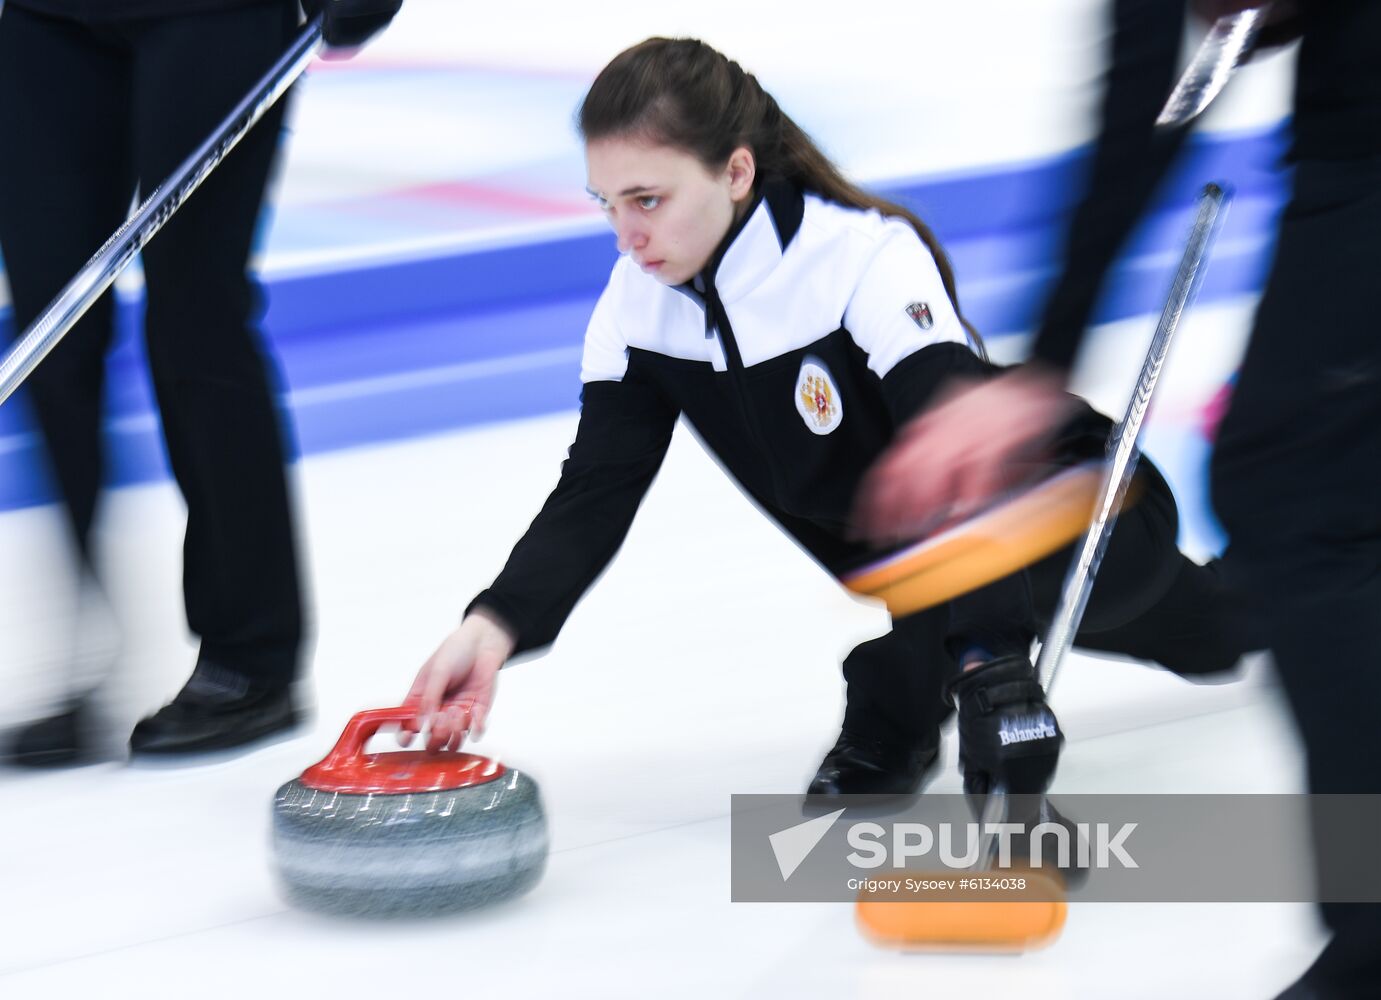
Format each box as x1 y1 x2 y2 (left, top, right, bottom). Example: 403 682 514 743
129 662 301 757
3 697 103 768
807 730 940 797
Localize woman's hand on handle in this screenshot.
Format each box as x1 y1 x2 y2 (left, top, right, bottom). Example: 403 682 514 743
400 607 517 751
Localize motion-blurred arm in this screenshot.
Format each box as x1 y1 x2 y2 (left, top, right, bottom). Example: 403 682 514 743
856 0 1191 540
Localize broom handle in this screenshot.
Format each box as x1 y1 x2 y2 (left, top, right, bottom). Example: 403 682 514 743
977 184 1229 864
0 18 323 408
1035 182 1228 693
1157 5 1272 128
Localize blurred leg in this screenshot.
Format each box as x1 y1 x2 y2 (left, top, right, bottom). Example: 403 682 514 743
0 6 133 561
0 8 135 763
1213 158 1381 996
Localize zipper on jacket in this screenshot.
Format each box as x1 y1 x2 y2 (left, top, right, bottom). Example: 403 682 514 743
699 280 788 498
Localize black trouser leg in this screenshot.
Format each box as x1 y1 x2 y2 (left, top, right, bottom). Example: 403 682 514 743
129 3 303 687
0 6 134 562
1027 462 1263 676
841 604 953 749
1212 158 1381 994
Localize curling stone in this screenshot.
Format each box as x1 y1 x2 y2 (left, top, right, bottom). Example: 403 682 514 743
271 707 547 917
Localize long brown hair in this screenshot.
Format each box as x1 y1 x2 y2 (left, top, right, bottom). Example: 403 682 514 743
578 37 983 352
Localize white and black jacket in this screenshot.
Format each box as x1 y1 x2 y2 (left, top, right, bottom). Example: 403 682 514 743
470 180 1107 657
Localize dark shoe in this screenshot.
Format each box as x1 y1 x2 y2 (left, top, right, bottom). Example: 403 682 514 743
129 662 301 757
3 697 103 768
807 731 939 797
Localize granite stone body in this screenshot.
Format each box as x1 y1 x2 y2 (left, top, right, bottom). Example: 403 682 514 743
272 768 548 917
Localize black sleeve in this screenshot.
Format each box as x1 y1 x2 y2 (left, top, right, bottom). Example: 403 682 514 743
878 341 1000 425
1030 0 1192 372
467 370 679 657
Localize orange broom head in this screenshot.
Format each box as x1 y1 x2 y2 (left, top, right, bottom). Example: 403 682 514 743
854 867 1067 952
845 464 1143 617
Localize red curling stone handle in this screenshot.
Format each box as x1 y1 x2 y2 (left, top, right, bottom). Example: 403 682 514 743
299 705 505 794
317 706 419 770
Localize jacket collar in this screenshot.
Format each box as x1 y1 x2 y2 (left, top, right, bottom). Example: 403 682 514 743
685 178 805 305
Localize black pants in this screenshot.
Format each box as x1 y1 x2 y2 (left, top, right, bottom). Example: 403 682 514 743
0 1 303 687
1211 156 1381 991
842 462 1257 747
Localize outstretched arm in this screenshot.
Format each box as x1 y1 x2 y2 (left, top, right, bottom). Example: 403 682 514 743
403 370 679 749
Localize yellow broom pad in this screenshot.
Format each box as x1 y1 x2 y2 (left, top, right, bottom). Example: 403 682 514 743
855 868 1067 952
845 463 1142 616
